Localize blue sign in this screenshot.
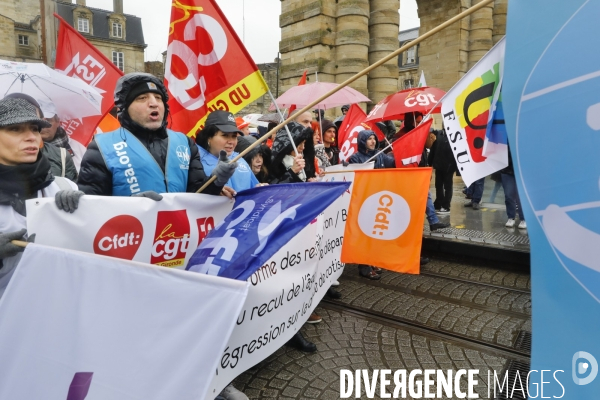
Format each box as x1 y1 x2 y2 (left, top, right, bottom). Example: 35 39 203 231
186 182 350 281
504 0 600 396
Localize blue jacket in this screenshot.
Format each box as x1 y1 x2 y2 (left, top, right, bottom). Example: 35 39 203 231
348 130 396 169
199 146 258 192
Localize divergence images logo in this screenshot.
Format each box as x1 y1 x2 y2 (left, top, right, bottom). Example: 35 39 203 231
93 215 143 260
455 62 501 163
357 191 410 240
573 351 598 385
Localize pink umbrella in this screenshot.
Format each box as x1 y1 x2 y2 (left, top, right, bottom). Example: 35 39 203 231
270 82 370 111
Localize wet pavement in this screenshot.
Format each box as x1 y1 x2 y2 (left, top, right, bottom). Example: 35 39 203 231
232 258 531 399
425 176 530 252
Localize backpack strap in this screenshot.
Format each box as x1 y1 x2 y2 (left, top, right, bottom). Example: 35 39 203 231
60 147 66 177
54 176 72 191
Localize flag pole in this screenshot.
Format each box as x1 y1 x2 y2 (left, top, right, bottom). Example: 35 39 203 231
195 0 495 193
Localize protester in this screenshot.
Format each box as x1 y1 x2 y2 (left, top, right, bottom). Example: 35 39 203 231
0 95 81 298
341 104 349 116
197 111 260 192
395 111 423 140
269 122 317 184
464 177 485 210
348 130 394 279
235 135 271 184
348 130 395 168
429 126 457 214
235 117 251 136
314 119 340 169
501 147 526 229
77 73 236 198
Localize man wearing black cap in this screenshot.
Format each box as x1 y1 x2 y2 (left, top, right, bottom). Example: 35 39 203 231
77 73 236 198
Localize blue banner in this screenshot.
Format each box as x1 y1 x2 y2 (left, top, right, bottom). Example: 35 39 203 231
186 182 350 281
504 0 600 396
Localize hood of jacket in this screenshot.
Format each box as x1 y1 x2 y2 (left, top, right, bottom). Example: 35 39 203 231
356 130 379 156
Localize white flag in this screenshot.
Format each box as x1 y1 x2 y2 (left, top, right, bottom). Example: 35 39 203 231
418 70 427 87
0 244 248 400
440 38 508 186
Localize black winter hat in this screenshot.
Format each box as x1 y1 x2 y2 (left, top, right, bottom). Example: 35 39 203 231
114 73 169 118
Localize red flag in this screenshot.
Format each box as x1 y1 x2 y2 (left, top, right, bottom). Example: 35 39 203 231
53 13 124 148
338 104 385 161
287 70 307 115
392 119 433 168
165 0 269 136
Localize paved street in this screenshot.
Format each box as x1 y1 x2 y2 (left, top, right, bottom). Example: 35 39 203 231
232 258 531 399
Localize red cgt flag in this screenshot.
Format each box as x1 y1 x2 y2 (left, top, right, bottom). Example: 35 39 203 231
338 104 385 161
165 0 269 136
53 13 124 149
392 119 433 168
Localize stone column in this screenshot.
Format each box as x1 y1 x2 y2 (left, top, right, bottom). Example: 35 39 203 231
367 0 400 109
335 0 369 111
467 0 494 70
279 0 337 93
492 0 507 44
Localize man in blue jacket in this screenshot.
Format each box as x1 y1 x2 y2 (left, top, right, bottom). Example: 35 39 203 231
78 73 236 198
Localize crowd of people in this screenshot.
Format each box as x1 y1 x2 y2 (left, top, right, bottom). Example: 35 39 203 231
0 71 527 400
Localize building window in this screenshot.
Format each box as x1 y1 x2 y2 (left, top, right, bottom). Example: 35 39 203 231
403 79 414 89
78 18 89 33
112 22 122 38
406 46 416 64
18 35 29 46
112 51 124 71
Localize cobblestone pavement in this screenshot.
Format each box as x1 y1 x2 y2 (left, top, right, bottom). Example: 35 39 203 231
233 258 531 399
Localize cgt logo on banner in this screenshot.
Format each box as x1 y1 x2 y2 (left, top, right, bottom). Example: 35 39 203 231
165 0 269 136
26 194 233 268
441 38 507 186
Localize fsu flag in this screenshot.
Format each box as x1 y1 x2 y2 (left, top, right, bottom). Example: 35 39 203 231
338 104 384 161
440 37 507 186
341 168 431 274
166 0 269 136
392 119 433 167
54 14 124 148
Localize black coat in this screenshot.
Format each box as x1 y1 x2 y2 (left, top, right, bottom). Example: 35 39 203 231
269 122 316 184
77 127 221 196
348 130 395 169
42 142 78 182
429 130 457 173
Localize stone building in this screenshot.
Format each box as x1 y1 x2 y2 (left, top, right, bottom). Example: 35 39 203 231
398 27 419 90
278 0 507 114
53 0 146 72
240 60 281 115
0 0 146 73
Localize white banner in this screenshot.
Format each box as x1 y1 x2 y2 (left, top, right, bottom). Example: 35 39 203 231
0 244 248 400
27 194 233 268
25 176 367 394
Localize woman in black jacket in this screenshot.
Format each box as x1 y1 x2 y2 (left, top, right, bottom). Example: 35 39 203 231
269 122 317 184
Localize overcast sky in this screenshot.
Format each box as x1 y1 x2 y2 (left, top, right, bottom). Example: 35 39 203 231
84 0 419 63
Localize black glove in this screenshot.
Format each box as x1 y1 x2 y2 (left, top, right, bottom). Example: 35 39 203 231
0 229 27 259
55 190 85 213
132 191 163 201
212 150 238 186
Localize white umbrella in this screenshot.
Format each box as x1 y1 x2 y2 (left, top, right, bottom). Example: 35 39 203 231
242 113 268 128
0 59 103 121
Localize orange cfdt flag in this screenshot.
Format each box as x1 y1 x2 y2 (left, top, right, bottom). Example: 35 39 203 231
95 113 121 134
341 168 432 274
165 0 269 137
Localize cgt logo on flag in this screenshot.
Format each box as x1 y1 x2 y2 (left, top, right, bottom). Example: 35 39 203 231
341 169 431 274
